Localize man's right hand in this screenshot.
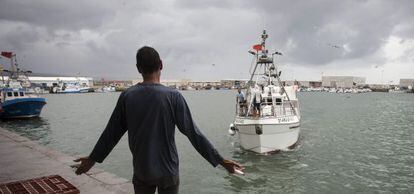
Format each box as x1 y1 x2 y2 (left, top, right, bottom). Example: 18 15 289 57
220 159 245 174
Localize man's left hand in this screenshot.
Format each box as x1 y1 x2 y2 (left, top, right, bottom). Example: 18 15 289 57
220 159 245 174
71 156 95 175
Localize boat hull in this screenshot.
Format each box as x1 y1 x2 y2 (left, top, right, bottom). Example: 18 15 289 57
0 98 46 119
57 88 89 93
234 118 300 153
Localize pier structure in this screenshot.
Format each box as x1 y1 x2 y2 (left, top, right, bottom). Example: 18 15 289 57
0 128 133 193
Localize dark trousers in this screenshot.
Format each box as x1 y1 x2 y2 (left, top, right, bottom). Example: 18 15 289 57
133 175 179 194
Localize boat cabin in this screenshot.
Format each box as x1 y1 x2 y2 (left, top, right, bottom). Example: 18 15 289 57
1 88 27 103
236 84 299 118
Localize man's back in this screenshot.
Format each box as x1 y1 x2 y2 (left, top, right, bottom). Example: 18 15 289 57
124 83 181 180
89 83 223 182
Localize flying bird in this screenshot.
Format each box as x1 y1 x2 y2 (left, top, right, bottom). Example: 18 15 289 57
327 43 342 49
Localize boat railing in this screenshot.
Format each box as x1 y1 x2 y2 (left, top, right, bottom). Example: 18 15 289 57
236 100 296 118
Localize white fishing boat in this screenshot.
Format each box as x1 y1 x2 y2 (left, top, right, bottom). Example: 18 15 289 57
102 85 116 92
229 30 301 154
53 82 90 93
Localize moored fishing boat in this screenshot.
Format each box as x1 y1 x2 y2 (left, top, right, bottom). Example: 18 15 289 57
0 52 46 118
56 82 90 93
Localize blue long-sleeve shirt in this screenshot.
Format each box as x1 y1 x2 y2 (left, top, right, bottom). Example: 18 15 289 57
89 82 224 182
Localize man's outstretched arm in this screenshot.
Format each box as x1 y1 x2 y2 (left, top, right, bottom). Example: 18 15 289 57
174 93 244 173
73 92 127 175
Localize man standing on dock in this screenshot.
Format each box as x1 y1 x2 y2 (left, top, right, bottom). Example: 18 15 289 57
72 46 243 194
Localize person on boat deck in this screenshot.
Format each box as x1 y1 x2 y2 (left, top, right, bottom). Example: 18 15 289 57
253 85 262 117
72 46 243 194
263 86 272 104
236 88 246 115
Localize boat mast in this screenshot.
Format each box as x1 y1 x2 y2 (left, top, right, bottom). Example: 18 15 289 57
246 30 298 116
247 30 268 83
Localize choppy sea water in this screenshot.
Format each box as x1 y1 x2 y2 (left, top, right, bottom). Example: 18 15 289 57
1 91 414 193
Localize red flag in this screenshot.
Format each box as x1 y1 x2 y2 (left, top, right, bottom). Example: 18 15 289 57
1 52 12 58
252 44 262 51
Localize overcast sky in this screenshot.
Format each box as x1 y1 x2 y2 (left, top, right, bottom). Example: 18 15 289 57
1 0 413 83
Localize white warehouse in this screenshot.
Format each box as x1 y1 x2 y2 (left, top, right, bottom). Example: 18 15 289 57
322 76 366 88
28 76 93 87
0 75 93 88
399 79 414 88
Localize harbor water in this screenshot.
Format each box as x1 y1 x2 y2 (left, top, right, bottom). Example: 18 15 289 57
1 91 413 193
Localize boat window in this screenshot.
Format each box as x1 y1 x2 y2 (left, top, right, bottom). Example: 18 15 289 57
276 98 282 105
7 92 12 97
19 92 24 96
13 92 18 97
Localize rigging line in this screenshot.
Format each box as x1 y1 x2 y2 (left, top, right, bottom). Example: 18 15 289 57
246 73 262 117
275 73 297 116
249 55 256 74
245 55 258 117
247 55 259 88
271 52 297 116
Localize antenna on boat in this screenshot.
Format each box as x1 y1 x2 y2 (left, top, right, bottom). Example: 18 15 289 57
261 29 268 47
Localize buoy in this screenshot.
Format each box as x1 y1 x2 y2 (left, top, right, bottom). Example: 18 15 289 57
228 123 236 135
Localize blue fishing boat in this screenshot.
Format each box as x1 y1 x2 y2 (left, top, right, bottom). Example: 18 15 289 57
0 88 46 118
0 52 46 119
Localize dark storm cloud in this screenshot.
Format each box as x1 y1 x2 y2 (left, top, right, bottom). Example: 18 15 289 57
0 22 42 50
0 0 413 80
176 0 238 9
177 0 414 65
0 0 140 78
243 0 414 65
0 0 115 31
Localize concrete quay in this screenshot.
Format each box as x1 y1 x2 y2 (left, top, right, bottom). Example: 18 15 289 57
0 128 134 193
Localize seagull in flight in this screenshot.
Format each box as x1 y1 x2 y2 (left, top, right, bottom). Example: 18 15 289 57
327 43 342 49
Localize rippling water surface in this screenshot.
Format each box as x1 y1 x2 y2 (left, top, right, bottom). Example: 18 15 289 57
2 91 414 193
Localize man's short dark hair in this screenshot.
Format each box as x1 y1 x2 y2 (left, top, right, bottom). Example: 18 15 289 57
136 46 162 74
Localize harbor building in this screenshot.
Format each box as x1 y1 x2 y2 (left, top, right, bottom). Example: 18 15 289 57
0 74 93 88
189 80 221 88
308 81 323 88
399 79 414 89
133 79 187 88
220 79 248 89
322 76 366 88
93 79 133 87
284 80 322 88
132 79 222 89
